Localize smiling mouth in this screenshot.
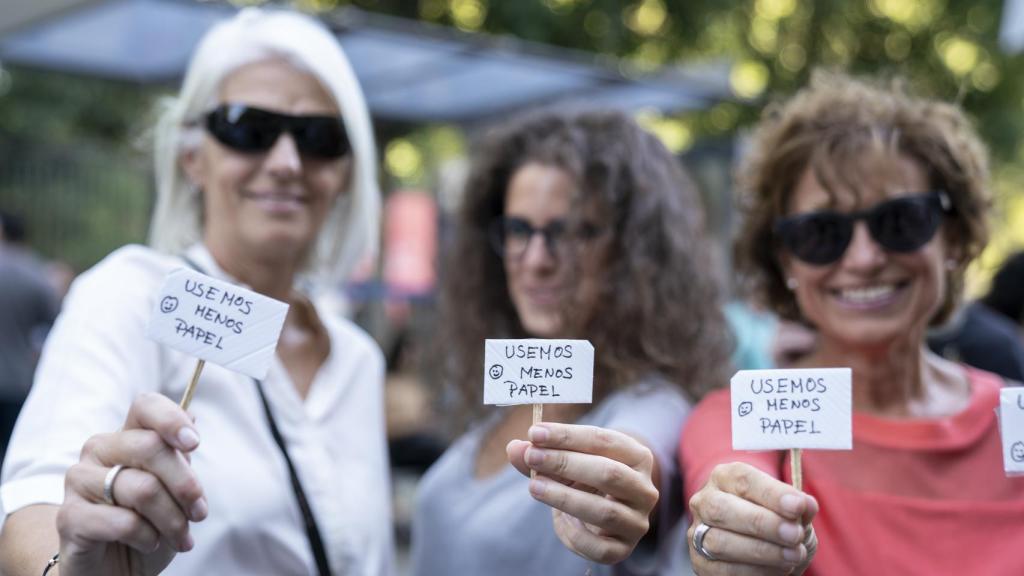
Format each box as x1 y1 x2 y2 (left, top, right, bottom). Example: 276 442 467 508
831 282 907 308
245 192 308 213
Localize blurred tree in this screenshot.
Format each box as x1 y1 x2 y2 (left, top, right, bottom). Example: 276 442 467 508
3 0 1023 276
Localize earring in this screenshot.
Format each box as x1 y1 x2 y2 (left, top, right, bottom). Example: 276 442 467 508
786 277 799 290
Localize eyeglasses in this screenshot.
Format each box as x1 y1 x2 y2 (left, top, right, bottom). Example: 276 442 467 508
488 216 601 261
204 104 350 159
774 191 952 266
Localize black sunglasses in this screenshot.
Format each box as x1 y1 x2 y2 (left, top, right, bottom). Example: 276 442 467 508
488 216 601 261
774 191 953 266
204 104 350 159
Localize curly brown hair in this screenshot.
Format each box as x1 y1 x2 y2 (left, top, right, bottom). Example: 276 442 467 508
441 108 732 425
735 71 991 325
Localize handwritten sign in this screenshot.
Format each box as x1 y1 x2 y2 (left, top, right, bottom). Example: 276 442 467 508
483 339 593 405
146 268 288 380
1000 387 1024 476
731 368 852 451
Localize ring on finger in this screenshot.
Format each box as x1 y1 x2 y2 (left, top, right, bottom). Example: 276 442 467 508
692 522 718 561
103 464 127 507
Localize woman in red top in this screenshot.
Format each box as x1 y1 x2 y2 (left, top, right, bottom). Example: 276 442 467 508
682 71 1024 575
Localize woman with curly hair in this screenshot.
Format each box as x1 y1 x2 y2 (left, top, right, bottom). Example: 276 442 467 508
410 108 732 575
682 71 1024 575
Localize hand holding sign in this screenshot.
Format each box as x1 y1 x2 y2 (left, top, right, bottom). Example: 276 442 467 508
146 268 289 408
491 339 657 565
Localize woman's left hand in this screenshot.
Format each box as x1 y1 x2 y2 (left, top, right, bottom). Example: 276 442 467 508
506 423 659 564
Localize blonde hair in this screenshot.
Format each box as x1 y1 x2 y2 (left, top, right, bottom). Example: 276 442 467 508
148 8 379 289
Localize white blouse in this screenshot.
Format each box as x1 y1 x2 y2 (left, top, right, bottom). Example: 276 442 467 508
1 245 394 576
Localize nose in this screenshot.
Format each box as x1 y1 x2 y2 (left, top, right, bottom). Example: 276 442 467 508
519 231 557 270
264 132 302 177
841 221 886 270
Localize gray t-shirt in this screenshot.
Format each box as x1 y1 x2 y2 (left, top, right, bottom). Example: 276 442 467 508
410 378 693 576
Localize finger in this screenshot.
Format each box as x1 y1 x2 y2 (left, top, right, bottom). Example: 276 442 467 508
123 392 200 452
551 510 633 565
690 522 805 569
57 499 165 554
530 475 648 541
506 439 531 478
524 446 658 510
67 464 204 550
529 424 653 472
80 430 205 521
709 462 816 522
690 490 804 547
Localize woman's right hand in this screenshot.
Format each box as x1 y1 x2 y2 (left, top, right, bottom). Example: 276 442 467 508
687 462 818 575
58 393 207 576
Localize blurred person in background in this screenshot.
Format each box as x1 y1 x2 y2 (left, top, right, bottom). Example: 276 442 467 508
683 71 1024 576
0 210 60 458
981 251 1024 333
0 9 392 576
411 108 732 575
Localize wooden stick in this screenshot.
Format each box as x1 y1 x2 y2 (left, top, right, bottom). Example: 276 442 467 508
179 359 205 410
790 448 803 491
531 403 543 479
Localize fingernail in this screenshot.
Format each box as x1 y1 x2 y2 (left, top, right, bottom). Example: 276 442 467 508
778 521 802 544
779 493 802 517
181 533 194 552
529 477 547 497
782 546 803 563
177 427 200 450
189 497 208 521
528 425 549 443
526 447 545 466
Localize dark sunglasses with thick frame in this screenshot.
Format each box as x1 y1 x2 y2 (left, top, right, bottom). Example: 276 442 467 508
488 216 602 261
773 190 953 266
204 104 351 159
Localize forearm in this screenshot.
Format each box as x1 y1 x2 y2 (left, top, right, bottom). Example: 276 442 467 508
0 505 61 576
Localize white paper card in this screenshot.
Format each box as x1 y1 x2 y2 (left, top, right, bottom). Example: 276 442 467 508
146 268 288 380
731 368 852 451
483 339 593 405
1000 387 1024 476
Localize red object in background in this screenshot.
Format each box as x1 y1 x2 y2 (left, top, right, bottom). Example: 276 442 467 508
384 191 437 297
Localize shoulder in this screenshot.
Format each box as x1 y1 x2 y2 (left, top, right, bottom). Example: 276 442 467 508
60 245 180 319
72 245 178 297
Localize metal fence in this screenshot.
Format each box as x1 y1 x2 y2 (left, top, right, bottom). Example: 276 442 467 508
0 137 152 272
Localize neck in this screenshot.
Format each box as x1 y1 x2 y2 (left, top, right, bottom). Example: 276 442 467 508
205 239 299 302
807 334 969 418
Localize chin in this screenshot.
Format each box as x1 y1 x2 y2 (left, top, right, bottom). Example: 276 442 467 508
520 316 563 339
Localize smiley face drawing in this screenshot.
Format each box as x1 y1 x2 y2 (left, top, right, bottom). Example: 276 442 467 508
160 296 179 314
488 364 503 380
1012 441 1024 463
737 401 753 417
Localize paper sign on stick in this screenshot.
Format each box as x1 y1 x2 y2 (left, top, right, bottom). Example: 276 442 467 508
483 339 593 405
999 387 1024 477
731 368 852 451
146 268 288 380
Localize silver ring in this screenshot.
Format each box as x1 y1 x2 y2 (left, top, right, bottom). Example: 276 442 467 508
692 522 718 561
103 464 126 507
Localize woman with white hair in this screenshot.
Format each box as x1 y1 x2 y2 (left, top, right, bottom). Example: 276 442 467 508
0 8 391 576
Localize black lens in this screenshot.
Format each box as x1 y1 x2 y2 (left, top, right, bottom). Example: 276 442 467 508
775 212 852 265
866 195 943 252
206 105 282 152
291 116 350 158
